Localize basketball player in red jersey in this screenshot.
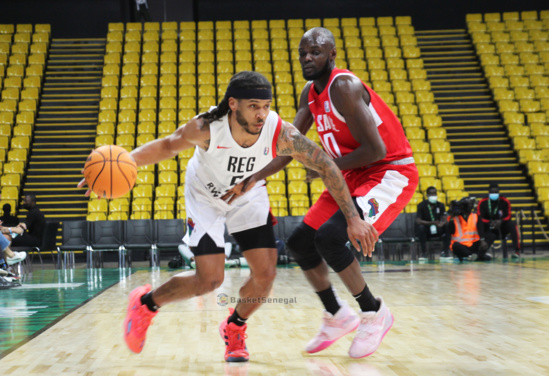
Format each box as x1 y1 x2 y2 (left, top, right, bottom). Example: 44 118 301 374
223 28 418 358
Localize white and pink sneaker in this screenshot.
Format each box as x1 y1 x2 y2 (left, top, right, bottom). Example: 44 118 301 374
305 302 360 354
349 297 394 358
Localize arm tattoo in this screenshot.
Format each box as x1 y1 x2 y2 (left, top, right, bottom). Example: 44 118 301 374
277 126 359 220
199 118 211 151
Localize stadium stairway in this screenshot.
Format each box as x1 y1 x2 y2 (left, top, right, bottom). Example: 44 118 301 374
21 38 105 221
416 29 549 251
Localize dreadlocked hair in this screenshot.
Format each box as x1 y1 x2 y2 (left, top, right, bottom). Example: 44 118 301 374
197 71 272 123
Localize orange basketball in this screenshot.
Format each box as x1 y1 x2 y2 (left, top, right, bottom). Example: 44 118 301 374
84 145 137 199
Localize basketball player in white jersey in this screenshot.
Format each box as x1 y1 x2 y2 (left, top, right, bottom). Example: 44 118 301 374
78 71 378 362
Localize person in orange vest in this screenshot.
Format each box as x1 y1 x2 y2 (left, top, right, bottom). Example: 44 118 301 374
448 197 496 262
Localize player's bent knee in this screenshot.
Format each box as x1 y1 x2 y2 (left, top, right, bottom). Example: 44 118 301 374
314 230 355 273
287 223 323 270
196 275 224 295
253 267 277 286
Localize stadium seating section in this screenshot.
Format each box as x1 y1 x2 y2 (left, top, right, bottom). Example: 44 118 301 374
0 24 50 213
467 10 549 218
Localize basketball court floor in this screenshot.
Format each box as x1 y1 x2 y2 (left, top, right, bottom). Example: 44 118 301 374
1 257 549 376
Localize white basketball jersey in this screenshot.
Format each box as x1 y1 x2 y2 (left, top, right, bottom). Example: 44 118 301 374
186 111 282 200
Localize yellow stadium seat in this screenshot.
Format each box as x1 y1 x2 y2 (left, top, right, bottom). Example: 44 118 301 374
118 109 137 123
530 124 549 137
156 185 176 199
287 168 307 180
430 139 450 153
536 136 549 149
419 103 438 115
528 162 549 176
508 124 530 137
520 100 541 113
87 213 107 221
13 124 32 138
518 149 542 164
11 136 29 150
414 153 432 165
1 186 20 200
108 212 128 221
423 115 442 128
484 65 505 77
117 122 136 136
433 152 454 165
267 181 286 195
405 127 425 140
409 140 430 153
134 184 154 200
398 103 418 116
88 199 109 213
417 165 436 178
442 177 464 191
395 92 415 104
438 164 459 177
502 112 524 125
415 91 434 103
0 124 10 137
288 181 307 195
513 136 536 150
427 128 446 140
514 87 534 100
136 171 155 186
401 115 421 128
1 174 21 187
498 100 519 113
95 135 114 147
266 170 286 182
534 174 549 188
419 177 441 192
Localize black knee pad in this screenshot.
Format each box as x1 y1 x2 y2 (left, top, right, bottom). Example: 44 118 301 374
286 222 323 270
314 220 356 273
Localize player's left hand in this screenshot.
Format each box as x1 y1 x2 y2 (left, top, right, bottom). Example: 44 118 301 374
221 175 257 204
77 168 92 197
347 217 379 257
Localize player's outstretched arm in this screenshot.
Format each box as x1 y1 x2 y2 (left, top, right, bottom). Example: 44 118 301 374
77 118 211 195
130 118 210 167
276 121 378 255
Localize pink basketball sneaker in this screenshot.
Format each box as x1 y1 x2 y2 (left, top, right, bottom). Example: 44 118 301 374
219 308 249 362
348 297 394 358
123 284 158 353
305 302 360 353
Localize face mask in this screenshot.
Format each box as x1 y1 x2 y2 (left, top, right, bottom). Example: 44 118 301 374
489 193 499 201
22 204 30 210
428 196 437 204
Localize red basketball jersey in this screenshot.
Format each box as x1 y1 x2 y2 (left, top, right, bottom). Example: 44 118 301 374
307 68 413 176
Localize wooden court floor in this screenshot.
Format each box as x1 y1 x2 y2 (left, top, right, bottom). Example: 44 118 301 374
1 258 549 376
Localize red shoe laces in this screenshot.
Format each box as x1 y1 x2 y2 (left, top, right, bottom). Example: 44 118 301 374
227 326 248 352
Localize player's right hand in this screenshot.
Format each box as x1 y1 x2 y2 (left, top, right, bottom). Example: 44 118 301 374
77 168 91 197
347 217 379 257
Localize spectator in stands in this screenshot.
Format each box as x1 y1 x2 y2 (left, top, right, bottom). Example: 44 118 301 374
11 194 46 248
0 223 26 265
0 203 19 227
134 0 152 22
448 197 496 262
477 183 521 259
415 186 450 260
